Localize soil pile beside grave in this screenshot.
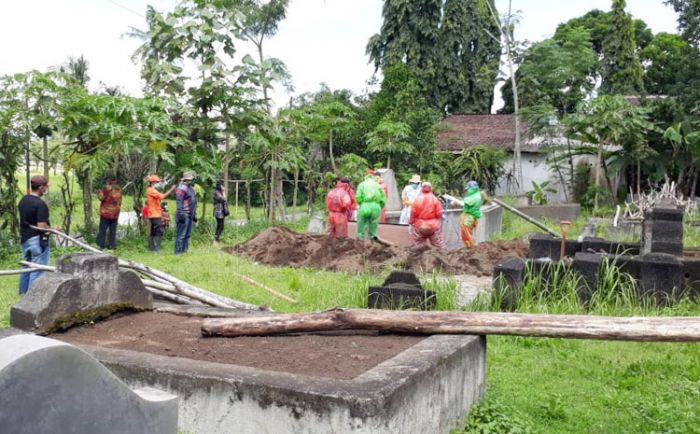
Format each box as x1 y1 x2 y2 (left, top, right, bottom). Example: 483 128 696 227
228 227 527 276
55 311 422 380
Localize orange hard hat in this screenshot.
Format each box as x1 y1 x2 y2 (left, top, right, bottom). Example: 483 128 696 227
147 175 161 183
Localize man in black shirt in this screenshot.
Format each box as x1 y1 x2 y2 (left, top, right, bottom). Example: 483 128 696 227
18 175 51 295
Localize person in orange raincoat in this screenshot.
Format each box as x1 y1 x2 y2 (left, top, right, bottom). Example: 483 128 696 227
144 174 175 252
377 176 389 223
408 182 446 249
325 177 355 237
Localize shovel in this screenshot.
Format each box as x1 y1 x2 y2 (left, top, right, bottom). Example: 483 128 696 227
559 220 572 261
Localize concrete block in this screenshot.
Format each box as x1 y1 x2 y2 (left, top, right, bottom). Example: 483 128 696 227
645 207 684 222
368 271 436 310
493 257 526 309
382 270 422 287
11 253 152 334
581 237 639 255
682 259 700 299
0 335 177 434
529 233 556 259
638 253 685 303
82 333 485 434
573 253 603 303
641 207 684 256
529 233 580 259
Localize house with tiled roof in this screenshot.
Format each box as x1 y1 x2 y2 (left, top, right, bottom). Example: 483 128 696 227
437 114 597 202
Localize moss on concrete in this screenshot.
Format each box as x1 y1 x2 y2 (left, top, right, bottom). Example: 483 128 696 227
44 303 150 335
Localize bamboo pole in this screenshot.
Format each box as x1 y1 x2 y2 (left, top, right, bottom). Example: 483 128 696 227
231 271 298 304
145 285 201 305
442 194 559 237
19 261 56 272
0 268 44 276
201 309 700 342
30 225 264 311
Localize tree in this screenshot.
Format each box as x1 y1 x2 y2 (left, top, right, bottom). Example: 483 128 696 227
0 74 28 241
640 33 691 95
366 120 413 169
555 9 653 55
367 0 442 106
515 26 598 115
600 0 645 95
566 95 654 208
363 64 440 175
437 0 501 113
484 0 523 191
665 0 700 46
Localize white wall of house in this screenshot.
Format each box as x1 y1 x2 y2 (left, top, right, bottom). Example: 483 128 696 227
495 152 597 203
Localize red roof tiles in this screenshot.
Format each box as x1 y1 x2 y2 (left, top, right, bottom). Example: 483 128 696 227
436 114 535 152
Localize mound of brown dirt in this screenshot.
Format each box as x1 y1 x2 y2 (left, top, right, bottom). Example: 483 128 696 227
227 227 527 276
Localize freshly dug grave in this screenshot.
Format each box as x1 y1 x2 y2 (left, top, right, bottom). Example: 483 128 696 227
228 226 527 276
54 311 423 380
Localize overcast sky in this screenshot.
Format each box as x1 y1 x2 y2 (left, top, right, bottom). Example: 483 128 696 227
0 0 681 109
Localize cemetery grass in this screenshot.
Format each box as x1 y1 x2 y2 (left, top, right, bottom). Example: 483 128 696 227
1 195 699 432
457 260 700 433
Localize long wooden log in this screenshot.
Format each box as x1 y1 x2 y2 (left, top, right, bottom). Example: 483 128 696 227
31 225 264 311
201 309 700 342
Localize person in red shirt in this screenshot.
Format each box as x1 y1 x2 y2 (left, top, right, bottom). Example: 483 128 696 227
144 174 175 252
325 177 354 237
409 182 446 249
96 178 122 250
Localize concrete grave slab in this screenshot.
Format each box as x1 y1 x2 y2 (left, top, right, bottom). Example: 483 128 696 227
79 331 485 434
0 335 177 434
11 253 152 334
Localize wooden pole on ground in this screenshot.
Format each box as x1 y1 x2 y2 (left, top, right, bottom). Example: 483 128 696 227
231 271 297 304
29 226 265 311
201 309 700 342
0 268 44 276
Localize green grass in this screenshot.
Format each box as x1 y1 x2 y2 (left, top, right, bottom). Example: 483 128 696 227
3 183 700 433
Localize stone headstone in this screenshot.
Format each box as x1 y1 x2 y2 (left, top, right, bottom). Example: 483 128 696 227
638 253 684 304
641 207 684 256
11 253 152 334
492 257 526 309
0 335 177 434
306 212 326 234
368 271 436 310
378 168 401 212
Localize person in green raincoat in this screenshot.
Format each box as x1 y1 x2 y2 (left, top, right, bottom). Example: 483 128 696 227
461 180 484 248
355 172 386 240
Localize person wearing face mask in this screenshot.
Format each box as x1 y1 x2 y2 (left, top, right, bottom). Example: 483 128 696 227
409 182 446 249
174 171 197 254
461 180 484 248
145 174 175 252
17 176 52 294
212 179 229 246
399 174 422 225
325 176 354 237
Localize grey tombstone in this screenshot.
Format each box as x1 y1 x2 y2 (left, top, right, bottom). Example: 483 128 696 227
641 207 684 256
11 253 152 334
0 334 178 434
638 253 685 304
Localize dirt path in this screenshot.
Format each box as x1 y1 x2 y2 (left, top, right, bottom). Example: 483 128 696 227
228 227 527 276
